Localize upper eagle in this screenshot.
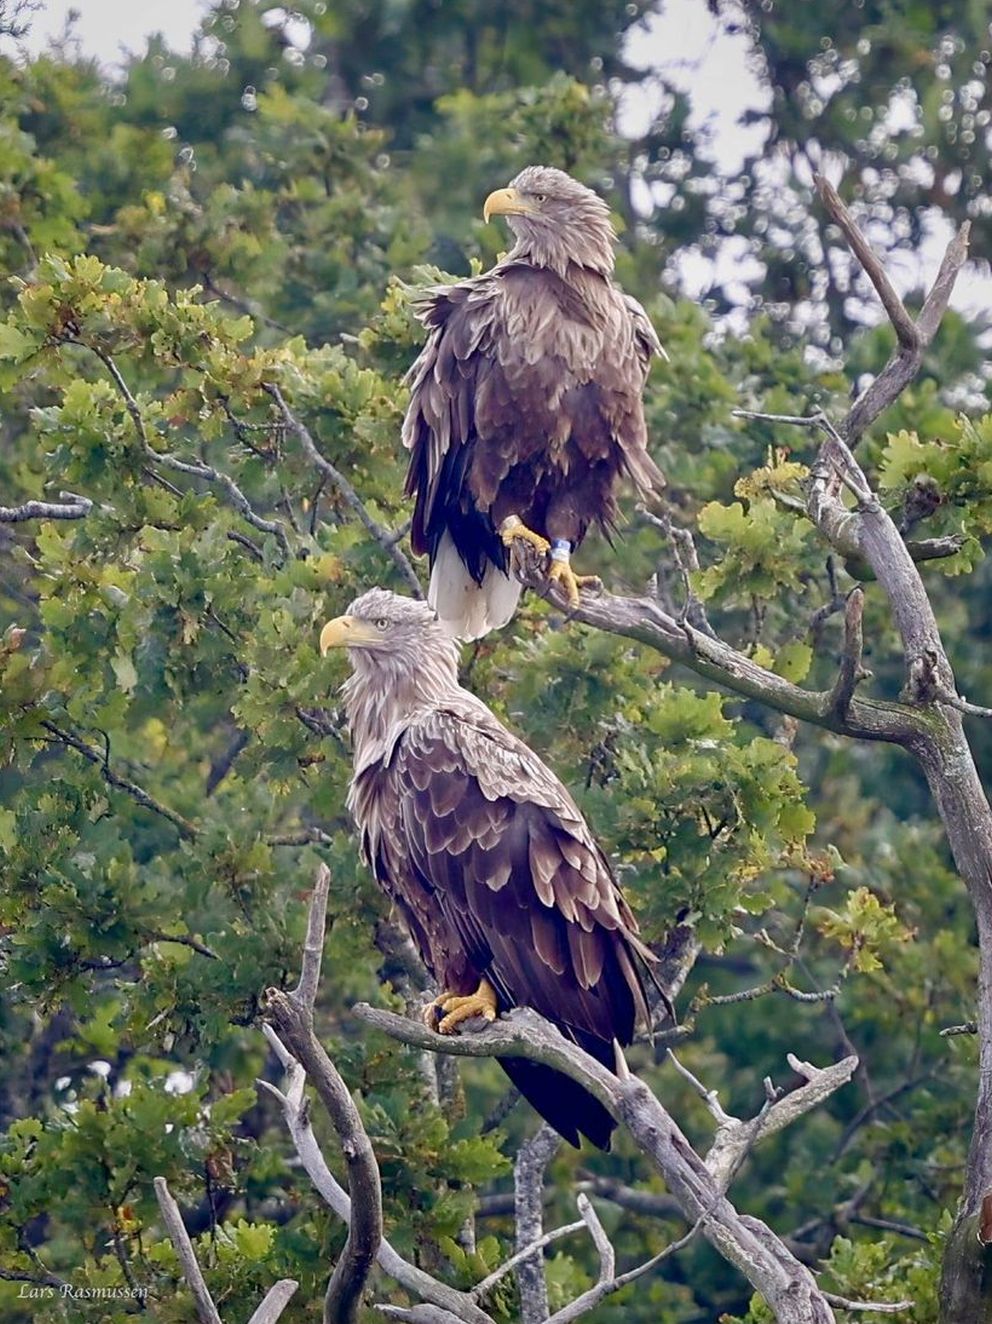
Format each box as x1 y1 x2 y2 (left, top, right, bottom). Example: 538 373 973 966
320 588 656 1148
402 165 665 640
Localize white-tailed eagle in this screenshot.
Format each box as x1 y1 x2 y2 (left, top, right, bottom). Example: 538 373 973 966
321 588 655 1148
403 165 665 640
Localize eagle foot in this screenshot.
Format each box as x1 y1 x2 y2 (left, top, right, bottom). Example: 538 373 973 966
426 978 499 1035
547 559 602 609
499 515 550 556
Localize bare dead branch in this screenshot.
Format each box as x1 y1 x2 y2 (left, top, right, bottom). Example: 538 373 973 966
849 1214 928 1243
296 861 331 1011
940 1022 978 1037
827 589 869 718
470 1212 585 1303
263 382 423 597
511 1123 562 1321
821 1292 913 1315
354 1003 837 1324
0 491 92 522
153 1177 223 1324
144 930 219 960
577 1178 682 1221
509 542 923 748
636 503 714 636
544 1210 710 1324
667 1049 732 1126
262 866 382 1324
576 1194 614 1285
814 176 970 443
375 1307 466 1324
257 1024 495 1324
245 1281 301 1324
816 178 919 352
704 1053 859 1192
267 826 336 848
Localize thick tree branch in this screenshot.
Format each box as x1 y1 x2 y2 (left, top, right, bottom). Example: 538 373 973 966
355 1003 837 1324
0 491 92 522
263 382 423 597
511 1123 561 1322
510 548 923 746
262 865 382 1324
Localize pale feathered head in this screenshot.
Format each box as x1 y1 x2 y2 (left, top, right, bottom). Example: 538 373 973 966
483 165 616 275
319 588 460 689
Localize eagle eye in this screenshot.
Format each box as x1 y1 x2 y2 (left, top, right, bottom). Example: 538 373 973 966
533 192 547 204
375 618 389 631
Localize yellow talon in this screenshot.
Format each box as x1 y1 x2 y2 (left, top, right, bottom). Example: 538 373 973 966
499 515 550 556
426 978 499 1035
547 559 601 609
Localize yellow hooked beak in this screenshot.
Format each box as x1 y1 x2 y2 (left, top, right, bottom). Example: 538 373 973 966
483 186 534 224
319 615 379 655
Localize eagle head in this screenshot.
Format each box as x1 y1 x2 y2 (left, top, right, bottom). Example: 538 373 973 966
319 588 458 671
483 165 616 274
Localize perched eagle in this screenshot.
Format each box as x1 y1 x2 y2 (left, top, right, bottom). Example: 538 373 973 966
321 588 654 1148
403 165 666 641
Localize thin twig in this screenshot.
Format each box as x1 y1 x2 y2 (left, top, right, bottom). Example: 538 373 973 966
470 1216 585 1301
39 720 197 840
667 1049 732 1125
821 1292 913 1315
144 930 219 960
74 341 293 563
264 382 422 596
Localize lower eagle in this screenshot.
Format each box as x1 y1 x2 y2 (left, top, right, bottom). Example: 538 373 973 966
321 588 656 1149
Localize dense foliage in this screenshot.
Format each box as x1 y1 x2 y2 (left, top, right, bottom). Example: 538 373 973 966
1 2 990 1320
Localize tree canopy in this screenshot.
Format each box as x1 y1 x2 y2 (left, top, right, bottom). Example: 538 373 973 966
1 3 991 1321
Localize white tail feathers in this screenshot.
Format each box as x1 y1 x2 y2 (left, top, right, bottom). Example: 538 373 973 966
428 531 521 641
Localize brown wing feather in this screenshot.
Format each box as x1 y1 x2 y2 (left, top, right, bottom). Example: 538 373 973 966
403 263 664 580
390 708 651 1049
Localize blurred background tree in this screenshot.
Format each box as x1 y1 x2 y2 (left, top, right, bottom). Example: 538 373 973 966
1 1 990 1320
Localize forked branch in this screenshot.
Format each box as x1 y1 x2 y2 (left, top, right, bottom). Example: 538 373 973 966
814 176 970 443
355 1002 840 1324
262 865 383 1324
